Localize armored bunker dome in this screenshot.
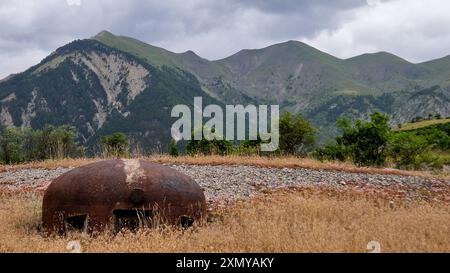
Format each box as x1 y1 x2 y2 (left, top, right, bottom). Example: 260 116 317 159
42 159 206 234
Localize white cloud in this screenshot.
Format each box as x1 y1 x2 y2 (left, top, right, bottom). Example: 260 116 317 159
366 0 381 7
304 0 450 63
66 0 82 6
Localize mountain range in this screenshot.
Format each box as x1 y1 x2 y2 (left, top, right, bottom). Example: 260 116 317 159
0 30 449 151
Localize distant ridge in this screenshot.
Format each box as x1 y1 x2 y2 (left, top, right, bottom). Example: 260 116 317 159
0 30 448 147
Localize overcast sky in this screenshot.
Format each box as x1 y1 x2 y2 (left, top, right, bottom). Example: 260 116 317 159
1 0 450 79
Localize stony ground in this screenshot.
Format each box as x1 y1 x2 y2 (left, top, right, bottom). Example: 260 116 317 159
0 164 450 204
0 168 71 191
170 164 450 205
0 164 449 205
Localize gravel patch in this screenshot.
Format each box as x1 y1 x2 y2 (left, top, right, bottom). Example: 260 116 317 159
167 164 449 204
0 164 448 204
0 168 71 189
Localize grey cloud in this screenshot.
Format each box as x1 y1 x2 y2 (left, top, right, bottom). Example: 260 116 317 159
234 0 367 13
0 0 449 78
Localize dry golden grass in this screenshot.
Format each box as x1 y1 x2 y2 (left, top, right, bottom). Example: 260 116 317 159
1 155 446 179
1 189 449 253
395 118 450 131
0 158 99 173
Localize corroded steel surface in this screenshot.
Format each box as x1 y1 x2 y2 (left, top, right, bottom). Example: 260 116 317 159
42 159 206 234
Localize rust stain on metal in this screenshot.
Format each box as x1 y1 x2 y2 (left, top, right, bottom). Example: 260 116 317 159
42 159 206 235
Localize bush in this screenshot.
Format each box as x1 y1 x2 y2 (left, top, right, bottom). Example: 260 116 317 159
411 116 424 123
337 113 390 166
315 112 390 166
187 138 232 156
0 125 83 164
233 135 268 156
0 127 25 164
38 125 83 159
414 124 450 151
279 112 316 155
100 133 129 158
313 142 348 162
388 123 449 170
388 132 429 169
415 152 444 170
186 128 232 156
169 139 179 157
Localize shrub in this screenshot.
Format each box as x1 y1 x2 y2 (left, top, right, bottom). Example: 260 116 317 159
315 112 390 166
411 116 424 123
0 127 25 164
337 112 390 166
279 112 316 155
100 132 129 158
38 125 83 159
186 128 232 156
233 135 268 156
415 152 444 170
0 125 83 164
414 124 450 151
169 139 179 157
388 132 429 169
313 142 348 162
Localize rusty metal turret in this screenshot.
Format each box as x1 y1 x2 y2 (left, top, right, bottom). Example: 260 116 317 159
42 159 206 234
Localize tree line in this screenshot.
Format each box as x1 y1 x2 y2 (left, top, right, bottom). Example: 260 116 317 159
0 125 83 164
0 126 130 164
0 112 448 171
178 112 449 171
314 113 449 170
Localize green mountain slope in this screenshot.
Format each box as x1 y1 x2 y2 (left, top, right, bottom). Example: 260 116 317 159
0 31 449 148
418 55 450 85
93 30 178 68
215 40 359 104
344 52 431 92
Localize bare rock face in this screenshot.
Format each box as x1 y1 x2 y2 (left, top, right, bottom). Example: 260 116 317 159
42 159 206 235
74 50 150 129
33 50 150 130
75 52 149 106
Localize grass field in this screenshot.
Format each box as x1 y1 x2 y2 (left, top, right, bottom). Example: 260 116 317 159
0 155 447 252
0 187 448 253
395 118 450 131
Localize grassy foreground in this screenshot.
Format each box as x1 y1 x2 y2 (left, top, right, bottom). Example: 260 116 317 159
0 188 449 253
